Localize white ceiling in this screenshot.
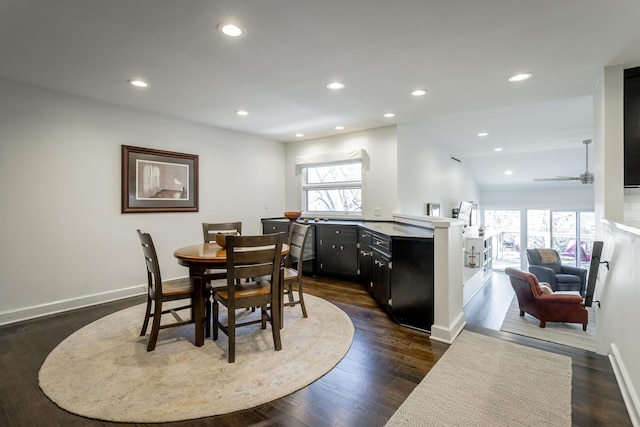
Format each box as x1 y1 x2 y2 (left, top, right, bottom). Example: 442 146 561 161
2 0 640 189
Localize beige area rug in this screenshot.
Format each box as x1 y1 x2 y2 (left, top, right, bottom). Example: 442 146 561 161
386 330 572 427
39 294 354 423
500 296 596 352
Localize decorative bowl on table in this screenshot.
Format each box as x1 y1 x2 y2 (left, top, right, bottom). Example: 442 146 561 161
215 232 237 248
284 211 302 221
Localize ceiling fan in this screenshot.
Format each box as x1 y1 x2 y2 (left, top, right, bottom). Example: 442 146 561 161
533 139 594 184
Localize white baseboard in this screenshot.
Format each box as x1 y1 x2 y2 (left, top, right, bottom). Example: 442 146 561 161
430 312 466 344
0 284 146 326
609 343 640 427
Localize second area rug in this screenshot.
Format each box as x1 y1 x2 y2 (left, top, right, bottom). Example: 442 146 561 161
386 330 572 426
500 296 596 351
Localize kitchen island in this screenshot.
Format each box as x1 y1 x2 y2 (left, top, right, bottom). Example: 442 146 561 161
263 218 435 331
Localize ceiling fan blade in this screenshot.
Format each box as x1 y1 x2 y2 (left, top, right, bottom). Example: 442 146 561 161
532 139 594 183
533 176 581 182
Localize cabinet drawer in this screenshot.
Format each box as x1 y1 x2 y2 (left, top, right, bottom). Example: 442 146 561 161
316 224 357 240
262 220 290 234
371 233 390 255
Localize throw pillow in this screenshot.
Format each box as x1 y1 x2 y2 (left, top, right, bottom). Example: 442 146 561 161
537 248 560 264
539 283 554 294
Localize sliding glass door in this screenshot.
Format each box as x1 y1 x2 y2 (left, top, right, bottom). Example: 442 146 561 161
484 209 521 271
548 210 594 269
527 209 550 249
578 212 596 269
484 208 595 271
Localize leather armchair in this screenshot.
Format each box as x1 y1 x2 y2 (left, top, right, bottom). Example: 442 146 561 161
526 248 587 296
505 267 588 330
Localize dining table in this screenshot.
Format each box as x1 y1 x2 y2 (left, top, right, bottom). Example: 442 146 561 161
174 241 289 347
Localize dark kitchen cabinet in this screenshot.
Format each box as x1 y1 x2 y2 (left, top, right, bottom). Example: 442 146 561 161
262 218 316 276
371 246 391 308
357 229 372 287
369 233 391 308
261 218 290 235
625 66 640 187
316 224 358 279
261 217 435 332
389 237 434 331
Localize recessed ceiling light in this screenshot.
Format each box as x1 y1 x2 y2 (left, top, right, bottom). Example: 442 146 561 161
334 125 345 130
128 79 148 88
477 132 489 137
504 170 513 175
295 133 304 137
508 72 532 82
235 110 249 116
494 147 503 152
383 113 395 118
218 23 243 37
326 82 345 90
410 89 428 96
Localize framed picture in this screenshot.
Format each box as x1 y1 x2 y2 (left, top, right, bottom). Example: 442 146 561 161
121 145 198 213
426 203 441 217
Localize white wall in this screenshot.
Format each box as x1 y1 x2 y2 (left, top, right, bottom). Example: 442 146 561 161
0 79 285 324
396 125 480 218
598 221 640 426
481 186 594 210
596 65 626 225
592 64 640 424
624 188 640 229
284 126 397 220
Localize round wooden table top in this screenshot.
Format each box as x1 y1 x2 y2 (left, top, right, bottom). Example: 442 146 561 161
174 242 227 263
174 242 290 264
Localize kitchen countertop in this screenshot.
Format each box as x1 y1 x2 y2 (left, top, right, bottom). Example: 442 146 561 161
262 217 434 239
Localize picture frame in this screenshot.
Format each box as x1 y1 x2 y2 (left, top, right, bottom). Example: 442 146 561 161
426 203 441 217
121 145 198 213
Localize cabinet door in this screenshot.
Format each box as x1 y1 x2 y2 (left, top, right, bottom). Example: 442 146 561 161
358 230 372 286
301 225 316 276
317 238 340 273
371 250 391 307
316 224 358 279
338 240 359 279
390 238 434 331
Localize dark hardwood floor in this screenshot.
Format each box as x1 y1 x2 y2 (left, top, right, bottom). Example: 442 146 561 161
464 271 632 427
0 274 631 426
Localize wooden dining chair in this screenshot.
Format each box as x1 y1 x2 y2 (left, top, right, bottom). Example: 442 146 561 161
202 221 243 243
212 233 285 363
282 223 310 318
137 230 211 351
202 222 242 282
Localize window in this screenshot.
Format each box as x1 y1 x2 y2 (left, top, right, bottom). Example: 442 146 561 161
301 161 362 214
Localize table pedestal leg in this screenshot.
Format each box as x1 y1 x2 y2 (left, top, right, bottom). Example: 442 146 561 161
191 269 206 347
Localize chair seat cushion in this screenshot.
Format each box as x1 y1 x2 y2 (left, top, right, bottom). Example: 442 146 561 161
214 280 271 299
162 277 194 296
555 273 582 283
283 267 298 281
